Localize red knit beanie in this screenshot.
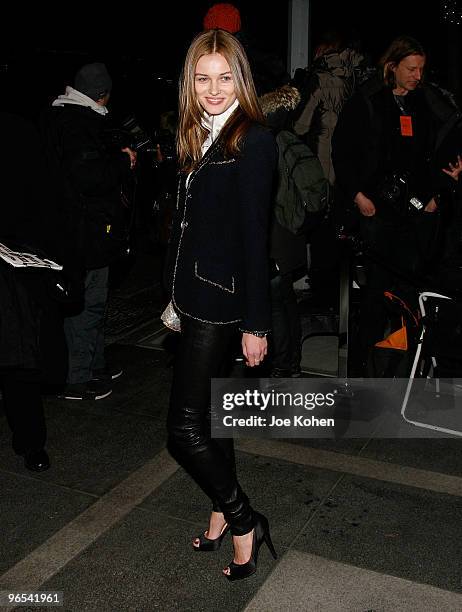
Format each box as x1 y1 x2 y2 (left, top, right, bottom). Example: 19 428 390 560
203 3 241 34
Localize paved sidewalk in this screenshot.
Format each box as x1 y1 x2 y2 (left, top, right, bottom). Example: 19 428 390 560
1 244 461 611
1 325 461 611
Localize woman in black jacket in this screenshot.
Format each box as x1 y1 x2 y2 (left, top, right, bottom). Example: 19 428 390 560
164 29 277 581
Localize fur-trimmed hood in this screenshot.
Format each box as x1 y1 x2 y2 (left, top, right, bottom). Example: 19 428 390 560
259 85 301 117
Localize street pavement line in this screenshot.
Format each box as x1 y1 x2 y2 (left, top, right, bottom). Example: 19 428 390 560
244 550 462 611
236 439 462 497
0 449 178 601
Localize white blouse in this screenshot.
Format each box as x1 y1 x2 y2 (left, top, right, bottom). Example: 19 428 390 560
186 99 240 188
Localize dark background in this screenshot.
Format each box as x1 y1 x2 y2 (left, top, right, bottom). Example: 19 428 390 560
1 1 460 126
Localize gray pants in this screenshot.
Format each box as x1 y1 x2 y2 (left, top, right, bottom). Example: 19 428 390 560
64 267 108 384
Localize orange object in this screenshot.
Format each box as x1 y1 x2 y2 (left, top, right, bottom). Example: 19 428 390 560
375 318 408 350
400 115 413 137
375 292 419 350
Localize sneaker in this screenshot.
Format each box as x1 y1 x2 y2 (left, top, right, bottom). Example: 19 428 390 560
91 366 124 382
60 381 112 401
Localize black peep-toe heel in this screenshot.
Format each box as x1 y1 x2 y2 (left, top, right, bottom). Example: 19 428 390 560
193 523 230 552
223 512 277 581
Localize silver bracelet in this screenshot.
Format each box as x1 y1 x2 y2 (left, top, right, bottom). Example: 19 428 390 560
240 330 269 338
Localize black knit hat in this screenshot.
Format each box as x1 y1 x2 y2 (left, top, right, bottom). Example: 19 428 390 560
74 62 112 101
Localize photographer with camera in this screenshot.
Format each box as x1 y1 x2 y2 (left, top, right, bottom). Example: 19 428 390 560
41 62 137 400
332 36 459 373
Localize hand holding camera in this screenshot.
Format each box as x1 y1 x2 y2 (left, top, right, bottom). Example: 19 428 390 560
121 147 137 170
354 191 376 217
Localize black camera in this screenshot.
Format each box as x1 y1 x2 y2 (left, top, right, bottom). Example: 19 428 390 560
378 171 409 205
120 115 154 153
152 128 176 162
104 115 154 154
377 171 426 214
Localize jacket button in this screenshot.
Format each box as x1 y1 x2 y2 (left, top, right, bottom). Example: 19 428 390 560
181 221 189 229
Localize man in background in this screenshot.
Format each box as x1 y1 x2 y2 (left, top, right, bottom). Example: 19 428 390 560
41 62 136 400
332 36 453 372
0 112 68 471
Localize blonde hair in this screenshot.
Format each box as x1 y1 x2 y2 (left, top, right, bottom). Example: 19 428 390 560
177 29 265 172
380 35 426 88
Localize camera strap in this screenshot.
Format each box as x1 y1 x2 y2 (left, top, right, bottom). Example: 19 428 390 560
394 95 407 115
394 95 414 137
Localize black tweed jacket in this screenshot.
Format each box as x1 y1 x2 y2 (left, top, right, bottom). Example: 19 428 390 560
166 123 277 333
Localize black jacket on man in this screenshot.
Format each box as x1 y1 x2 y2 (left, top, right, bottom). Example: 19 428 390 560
332 77 448 215
41 104 129 272
165 124 277 334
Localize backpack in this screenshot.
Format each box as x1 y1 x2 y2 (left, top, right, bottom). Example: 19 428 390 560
275 130 328 235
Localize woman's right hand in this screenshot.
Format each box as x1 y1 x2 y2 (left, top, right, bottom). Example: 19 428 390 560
354 191 376 217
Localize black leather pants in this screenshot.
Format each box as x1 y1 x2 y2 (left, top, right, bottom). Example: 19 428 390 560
167 317 254 536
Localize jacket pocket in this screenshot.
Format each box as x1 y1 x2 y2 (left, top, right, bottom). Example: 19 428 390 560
194 261 235 294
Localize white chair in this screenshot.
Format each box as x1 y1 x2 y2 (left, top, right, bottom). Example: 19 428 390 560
401 291 462 437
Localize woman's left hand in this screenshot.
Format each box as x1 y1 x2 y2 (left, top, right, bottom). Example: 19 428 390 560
242 333 267 367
